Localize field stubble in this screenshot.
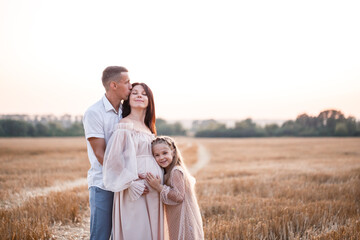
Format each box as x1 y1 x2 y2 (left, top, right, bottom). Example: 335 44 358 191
1 137 359 239
195 138 360 240
0 137 195 239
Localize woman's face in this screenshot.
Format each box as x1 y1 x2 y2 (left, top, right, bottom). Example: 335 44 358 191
129 84 149 109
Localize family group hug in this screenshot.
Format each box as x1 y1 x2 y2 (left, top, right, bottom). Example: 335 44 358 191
83 66 204 240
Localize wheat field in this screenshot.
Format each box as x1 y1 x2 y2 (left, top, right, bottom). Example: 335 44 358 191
0 137 359 239
195 138 360 240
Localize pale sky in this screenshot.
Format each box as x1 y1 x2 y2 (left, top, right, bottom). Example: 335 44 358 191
0 0 359 121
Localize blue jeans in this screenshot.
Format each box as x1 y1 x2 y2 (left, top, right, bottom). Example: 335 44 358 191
89 186 114 240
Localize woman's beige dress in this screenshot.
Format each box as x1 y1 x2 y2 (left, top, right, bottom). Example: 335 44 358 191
161 166 204 240
103 123 164 240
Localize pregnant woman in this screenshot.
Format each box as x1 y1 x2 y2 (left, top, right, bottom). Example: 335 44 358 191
103 82 164 240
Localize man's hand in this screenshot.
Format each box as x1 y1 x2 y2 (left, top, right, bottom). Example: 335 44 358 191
138 174 149 195
143 185 149 195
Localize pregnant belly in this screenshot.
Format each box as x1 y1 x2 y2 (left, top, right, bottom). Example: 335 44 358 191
136 155 163 178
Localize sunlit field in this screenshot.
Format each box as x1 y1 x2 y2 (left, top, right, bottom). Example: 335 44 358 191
196 138 360 240
0 137 195 239
1 137 359 239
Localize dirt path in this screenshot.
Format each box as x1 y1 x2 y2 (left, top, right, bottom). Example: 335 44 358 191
189 143 211 175
51 142 211 239
51 209 91 240
0 178 87 209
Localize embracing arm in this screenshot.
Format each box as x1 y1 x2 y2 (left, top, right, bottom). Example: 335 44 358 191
88 137 106 165
160 169 186 205
83 109 106 165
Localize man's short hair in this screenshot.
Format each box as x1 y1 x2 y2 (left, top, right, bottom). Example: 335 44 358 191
102 66 128 90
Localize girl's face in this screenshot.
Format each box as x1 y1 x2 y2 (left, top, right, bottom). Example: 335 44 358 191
129 84 148 109
152 143 174 169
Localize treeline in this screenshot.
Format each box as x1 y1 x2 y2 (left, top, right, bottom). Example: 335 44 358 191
156 118 186 136
1 109 359 137
195 109 360 137
0 117 186 137
0 119 85 137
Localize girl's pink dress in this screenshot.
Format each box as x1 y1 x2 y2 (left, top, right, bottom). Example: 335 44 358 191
103 123 164 240
161 165 204 240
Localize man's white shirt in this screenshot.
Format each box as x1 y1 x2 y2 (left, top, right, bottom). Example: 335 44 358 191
83 95 122 190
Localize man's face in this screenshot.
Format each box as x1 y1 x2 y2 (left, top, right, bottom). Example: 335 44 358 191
114 72 132 101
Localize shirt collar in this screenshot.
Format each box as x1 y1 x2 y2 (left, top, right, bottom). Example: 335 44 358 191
102 94 122 115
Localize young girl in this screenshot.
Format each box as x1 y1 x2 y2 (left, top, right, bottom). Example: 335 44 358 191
146 136 204 240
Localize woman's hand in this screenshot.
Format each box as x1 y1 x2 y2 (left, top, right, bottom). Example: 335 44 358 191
146 173 163 193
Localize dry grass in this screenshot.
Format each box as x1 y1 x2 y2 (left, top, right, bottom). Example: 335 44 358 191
1 137 359 239
0 138 192 195
0 186 89 240
174 137 198 168
0 138 89 200
0 138 90 239
0 137 194 239
194 138 360 240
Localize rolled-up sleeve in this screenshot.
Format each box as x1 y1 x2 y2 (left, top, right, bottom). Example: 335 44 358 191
83 109 104 139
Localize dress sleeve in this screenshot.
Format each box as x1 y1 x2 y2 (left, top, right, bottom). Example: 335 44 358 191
103 125 145 200
160 169 185 205
128 179 146 201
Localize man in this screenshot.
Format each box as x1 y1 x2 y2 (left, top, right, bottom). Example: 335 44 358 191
83 66 132 240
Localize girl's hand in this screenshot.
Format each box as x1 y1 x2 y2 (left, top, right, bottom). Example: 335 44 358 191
146 173 163 192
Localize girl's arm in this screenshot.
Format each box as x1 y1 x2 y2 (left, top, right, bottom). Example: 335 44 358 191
147 169 185 205
161 169 185 205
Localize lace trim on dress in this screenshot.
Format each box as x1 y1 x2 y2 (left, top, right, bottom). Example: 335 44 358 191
116 122 134 130
116 122 154 136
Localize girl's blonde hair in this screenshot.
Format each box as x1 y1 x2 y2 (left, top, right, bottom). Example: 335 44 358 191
151 136 191 183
